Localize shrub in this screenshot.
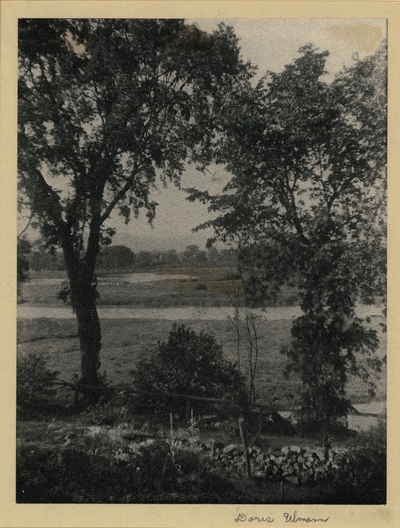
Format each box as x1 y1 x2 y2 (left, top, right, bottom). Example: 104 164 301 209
79 383 132 424
16 445 139 503
77 395 126 426
130 324 247 413
17 354 59 406
329 420 386 504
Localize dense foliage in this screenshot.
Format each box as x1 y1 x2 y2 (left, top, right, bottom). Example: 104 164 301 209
330 420 386 503
17 353 60 406
188 42 387 430
98 244 135 270
18 19 251 396
16 440 246 503
130 324 247 412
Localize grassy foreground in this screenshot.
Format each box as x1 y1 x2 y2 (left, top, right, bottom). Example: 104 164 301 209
16 271 386 504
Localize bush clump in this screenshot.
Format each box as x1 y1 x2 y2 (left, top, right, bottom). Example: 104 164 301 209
130 324 247 413
329 421 386 504
77 395 127 426
17 353 59 407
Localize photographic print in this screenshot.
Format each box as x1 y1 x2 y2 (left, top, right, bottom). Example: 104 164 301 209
15 16 387 506
3 2 399 526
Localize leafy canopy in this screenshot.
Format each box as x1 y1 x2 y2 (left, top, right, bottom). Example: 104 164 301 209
18 19 251 263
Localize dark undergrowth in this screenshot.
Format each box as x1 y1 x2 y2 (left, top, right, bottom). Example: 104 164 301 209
16 399 386 504
17 443 254 504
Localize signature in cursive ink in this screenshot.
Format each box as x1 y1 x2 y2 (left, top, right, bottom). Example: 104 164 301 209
234 509 274 523
283 511 329 523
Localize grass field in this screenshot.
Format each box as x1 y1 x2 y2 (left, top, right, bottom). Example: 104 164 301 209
17 268 386 409
17 314 386 410
20 267 300 308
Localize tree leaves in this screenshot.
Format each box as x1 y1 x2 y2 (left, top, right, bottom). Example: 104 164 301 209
18 19 251 387
19 19 251 274
190 42 387 430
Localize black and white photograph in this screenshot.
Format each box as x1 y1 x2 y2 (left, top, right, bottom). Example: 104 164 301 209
12 13 389 512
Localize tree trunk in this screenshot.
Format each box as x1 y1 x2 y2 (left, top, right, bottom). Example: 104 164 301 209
74 294 101 406
62 238 102 407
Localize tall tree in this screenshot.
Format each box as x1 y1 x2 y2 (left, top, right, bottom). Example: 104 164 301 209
188 42 386 431
18 19 250 401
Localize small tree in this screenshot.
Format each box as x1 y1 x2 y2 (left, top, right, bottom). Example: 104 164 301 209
224 281 262 406
98 244 135 271
17 354 60 407
182 244 207 266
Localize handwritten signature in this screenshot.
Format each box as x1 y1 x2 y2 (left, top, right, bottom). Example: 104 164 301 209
234 509 330 523
283 511 330 523
234 511 274 523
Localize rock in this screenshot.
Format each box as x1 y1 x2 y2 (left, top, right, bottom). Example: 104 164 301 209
223 444 237 455
313 448 326 460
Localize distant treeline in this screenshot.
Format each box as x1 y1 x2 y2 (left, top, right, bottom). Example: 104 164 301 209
28 244 238 272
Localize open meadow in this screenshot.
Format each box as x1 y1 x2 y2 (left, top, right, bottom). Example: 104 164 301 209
20 267 299 307
18 269 386 410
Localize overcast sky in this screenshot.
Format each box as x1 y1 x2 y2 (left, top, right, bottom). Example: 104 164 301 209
110 18 386 253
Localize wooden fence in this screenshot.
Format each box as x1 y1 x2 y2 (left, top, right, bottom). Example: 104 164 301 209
51 378 278 420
